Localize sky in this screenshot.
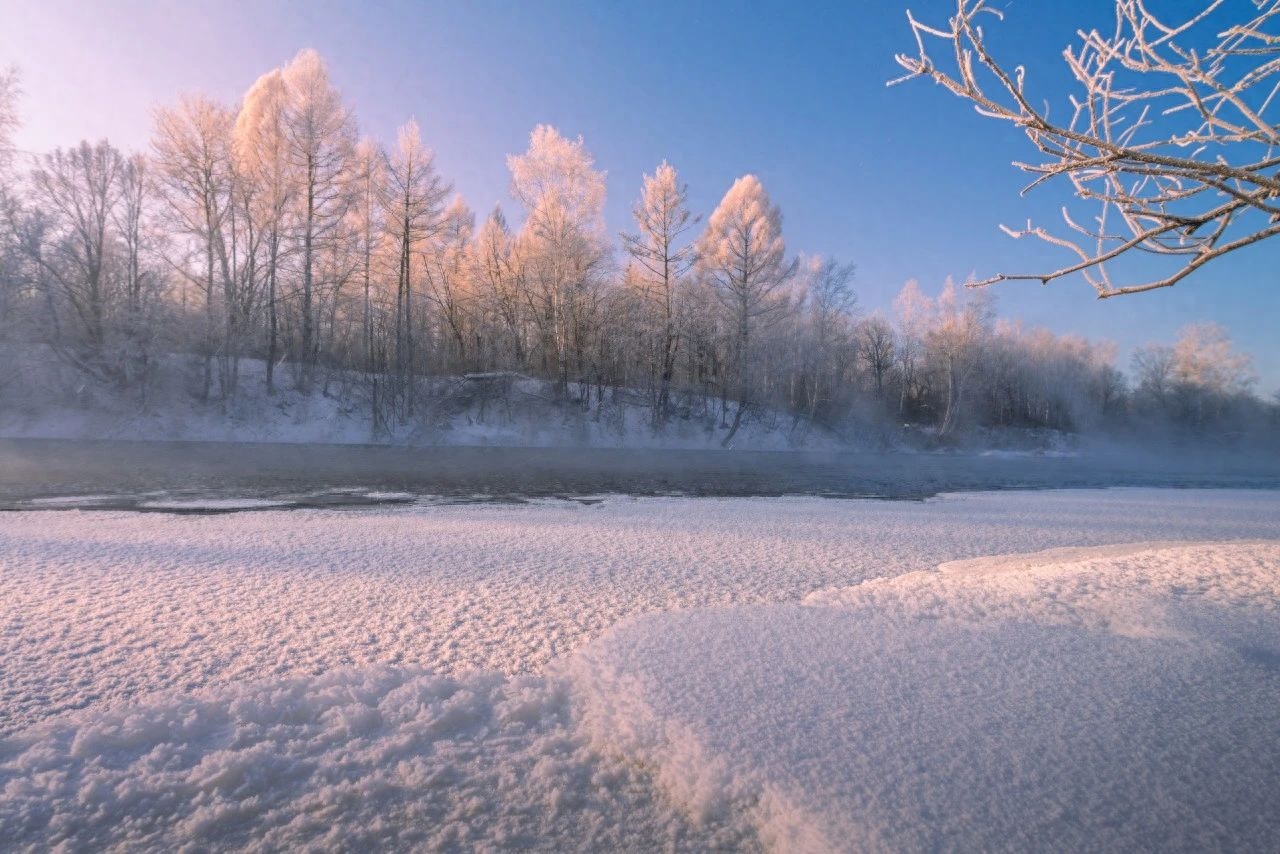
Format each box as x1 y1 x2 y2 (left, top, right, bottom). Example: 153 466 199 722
2 0 1277 389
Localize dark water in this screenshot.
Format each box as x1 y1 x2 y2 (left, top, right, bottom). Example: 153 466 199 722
0 438 1277 513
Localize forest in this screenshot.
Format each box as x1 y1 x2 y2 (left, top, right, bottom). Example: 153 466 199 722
0 52 1272 447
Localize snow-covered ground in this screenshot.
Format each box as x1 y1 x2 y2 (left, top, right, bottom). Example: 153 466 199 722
2 490 1278 850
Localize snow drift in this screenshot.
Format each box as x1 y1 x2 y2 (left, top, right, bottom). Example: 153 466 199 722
568 541 1280 852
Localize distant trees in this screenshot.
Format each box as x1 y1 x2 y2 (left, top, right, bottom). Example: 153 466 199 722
894 1 1280 297
0 67 18 175
1133 323 1256 430
0 48 1272 447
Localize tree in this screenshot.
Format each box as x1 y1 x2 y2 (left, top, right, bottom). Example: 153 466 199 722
112 153 157 386
0 67 19 177
234 68 293 392
698 174 796 444
794 257 857 427
622 161 699 427
507 125 609 394
857 314 895 401
29 141 125 372
472 205 524 368
425 194 475 371
893 1 1280 297
152 94 236 399
282 48 356 388
381 118 450 416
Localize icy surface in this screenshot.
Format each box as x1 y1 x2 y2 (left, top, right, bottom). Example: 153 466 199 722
1 490 1278 850
570 541 1280 852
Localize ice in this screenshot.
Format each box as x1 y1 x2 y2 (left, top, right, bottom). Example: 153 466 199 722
136 498 292 511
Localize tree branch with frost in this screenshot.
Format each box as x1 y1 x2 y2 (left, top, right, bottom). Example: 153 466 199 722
891 0 1280 297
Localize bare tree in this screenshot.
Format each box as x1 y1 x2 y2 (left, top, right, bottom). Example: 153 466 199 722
0 67 19 177
857 314 895 401
893 0 1280 297
30 141 124 373
152 95 235 399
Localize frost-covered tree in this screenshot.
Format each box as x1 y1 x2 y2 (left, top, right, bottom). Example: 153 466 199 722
856 314 895 401
347 137 384 377
698 175 796 443
508 125 609 393
1133 323 1255 430
111 153 160 387
472 205 525 369
281 49 356 388
152 94 236 399
793 257 857 426
381 119 450 415
234 68 292 392
425 194 475 371
622 161 698 426
0 67 19 177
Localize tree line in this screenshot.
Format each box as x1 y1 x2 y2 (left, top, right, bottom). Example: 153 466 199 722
0 53 1271 444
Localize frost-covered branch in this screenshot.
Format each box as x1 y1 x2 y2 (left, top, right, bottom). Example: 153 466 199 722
892 0 1280 297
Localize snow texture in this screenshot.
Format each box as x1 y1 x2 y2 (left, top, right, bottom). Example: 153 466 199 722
1 490 1278 850
570 540 1280 852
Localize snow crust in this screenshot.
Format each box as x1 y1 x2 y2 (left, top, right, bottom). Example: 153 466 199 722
1 490 1278 850
570 540 1280 852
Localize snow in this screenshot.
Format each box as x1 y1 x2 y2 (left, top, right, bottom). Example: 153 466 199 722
569 540 1280 851
1 490 1278 850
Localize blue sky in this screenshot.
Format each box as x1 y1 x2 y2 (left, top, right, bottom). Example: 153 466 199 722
3 0 1277 389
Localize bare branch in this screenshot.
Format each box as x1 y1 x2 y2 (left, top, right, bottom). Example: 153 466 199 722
894 0 1280 296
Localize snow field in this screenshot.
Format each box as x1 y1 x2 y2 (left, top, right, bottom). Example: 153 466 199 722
1 490 1278 850
570 540 1280 852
